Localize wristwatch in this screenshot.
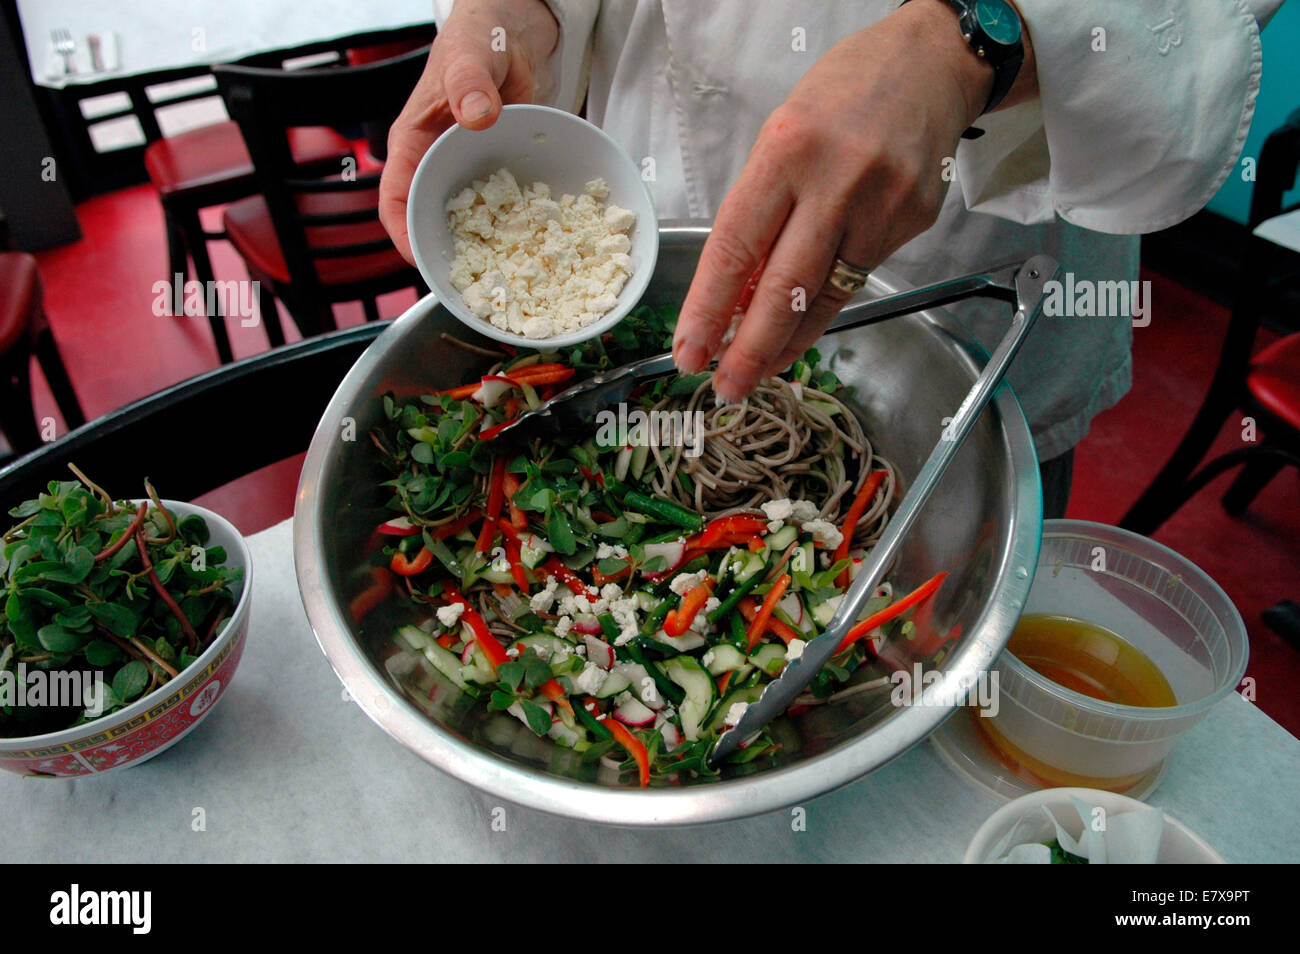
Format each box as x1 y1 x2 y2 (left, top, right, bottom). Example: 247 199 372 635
903 0 1025 138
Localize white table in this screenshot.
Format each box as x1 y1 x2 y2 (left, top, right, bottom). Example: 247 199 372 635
19 0 435 88
3 519 1297 863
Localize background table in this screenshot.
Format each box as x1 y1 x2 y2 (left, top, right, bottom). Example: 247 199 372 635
18 0 437 88
3 519 1297 863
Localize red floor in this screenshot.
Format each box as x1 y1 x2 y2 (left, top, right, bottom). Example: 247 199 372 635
17 182 1300 738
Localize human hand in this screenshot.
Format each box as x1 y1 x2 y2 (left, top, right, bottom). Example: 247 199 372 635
379 0 559 264
672 0 1031 402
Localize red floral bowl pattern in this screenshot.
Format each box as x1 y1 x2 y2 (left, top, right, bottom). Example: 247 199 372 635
0 501 252 777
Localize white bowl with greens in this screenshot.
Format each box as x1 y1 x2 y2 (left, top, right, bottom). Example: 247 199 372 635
0 479 251 776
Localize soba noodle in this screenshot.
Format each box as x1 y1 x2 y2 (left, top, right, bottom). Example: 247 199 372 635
645 375 897 549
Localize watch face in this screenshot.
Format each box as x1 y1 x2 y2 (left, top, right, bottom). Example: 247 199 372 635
974 0 1021 46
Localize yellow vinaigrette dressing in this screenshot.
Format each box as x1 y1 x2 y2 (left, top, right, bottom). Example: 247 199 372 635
975 614 1177 791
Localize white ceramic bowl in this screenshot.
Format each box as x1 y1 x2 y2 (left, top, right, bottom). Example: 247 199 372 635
0 500 252 777
964 787 1225 863
406 104 659 349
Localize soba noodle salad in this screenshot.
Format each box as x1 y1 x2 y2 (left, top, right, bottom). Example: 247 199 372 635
363 306 947 786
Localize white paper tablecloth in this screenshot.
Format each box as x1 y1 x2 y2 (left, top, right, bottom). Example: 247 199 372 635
3 519 1298 863
19 0 434 88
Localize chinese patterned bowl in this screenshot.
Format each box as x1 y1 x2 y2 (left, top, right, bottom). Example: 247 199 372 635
0 501 252 777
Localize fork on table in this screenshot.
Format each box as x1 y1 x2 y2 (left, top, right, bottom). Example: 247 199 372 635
51 28 76 75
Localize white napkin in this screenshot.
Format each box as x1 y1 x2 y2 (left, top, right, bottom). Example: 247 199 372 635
988 796 1164 864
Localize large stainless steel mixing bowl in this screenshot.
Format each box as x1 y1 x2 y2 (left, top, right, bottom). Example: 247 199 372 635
294 224 1042 825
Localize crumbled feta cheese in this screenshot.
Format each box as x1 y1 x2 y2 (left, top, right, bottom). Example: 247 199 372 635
530 578 559 613
669 569 709 596
789 500 821 523
610 595 641 646
446 168 635 339
786 638 807 662
726 702 749 725
596 542 629 560
574 661 606 695
436 603 465 628
702 649 716 668
803 519 844 549
761 498 794 523
600 582 624 603
554 616 573 638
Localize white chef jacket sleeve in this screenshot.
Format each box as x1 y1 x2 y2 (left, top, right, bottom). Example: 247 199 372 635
954 0 1285 235
431 0 599 115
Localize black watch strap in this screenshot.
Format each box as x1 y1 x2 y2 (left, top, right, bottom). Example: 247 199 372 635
902 0 1025 139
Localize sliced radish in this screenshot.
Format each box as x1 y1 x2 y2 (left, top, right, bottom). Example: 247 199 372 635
660 722 682 750
522 532 553 553
584 635 615 670
778 592 804 626
377 516 419 537
471 375 517 408
642 541 686 578
571 614 603 636
613 696 656 727
612 662 665 710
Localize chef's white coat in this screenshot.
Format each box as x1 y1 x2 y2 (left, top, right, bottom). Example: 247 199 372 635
433 0 1282 460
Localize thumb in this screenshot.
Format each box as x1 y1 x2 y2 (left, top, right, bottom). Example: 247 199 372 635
442 43 503 131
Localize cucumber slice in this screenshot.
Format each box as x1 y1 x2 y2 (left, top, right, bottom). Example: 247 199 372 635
595 670 631 698
733 550 767 582
763 525 798 552
811 595 842 627
510 634 578 662
398 626 469 691
664 656 715 742
748 643 787 677
702 644 747 675
704 685 765 736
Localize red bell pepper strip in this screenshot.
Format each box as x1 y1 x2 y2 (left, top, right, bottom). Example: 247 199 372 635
476 457 508 552
501 531 530 590
479 420 516 441
834 470 887 586
663 580 712 637
505 363 576 387
604 718 650 788
436 632 457 649
443 584 509 674
544 557 599 599
592 558 632 587
538 679 575 722
837 572 948 653
745 573 790 651
738 596 801 645
436 381 482 401
348 568 393 623
715 671 733 695
503 473 528 530
688 514 769 550
390 547 433 576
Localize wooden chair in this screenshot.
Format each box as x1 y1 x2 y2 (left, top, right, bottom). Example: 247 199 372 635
144 120 354 363
213 47 429 341
1121 107 1300 535
0 215 86 457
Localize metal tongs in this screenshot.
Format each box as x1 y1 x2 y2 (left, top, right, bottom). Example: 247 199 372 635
488 256 1061 763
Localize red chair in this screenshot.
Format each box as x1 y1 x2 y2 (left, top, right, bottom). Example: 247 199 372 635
0 250 86 456
144 118 354 363
1122 108 1300 532
213 48 428 339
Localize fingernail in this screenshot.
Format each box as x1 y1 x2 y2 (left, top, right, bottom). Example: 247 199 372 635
675 341 707 375
459 91 491 120
712 368 742 404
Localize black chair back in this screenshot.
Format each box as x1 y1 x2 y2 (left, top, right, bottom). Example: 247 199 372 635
213 47 429 316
